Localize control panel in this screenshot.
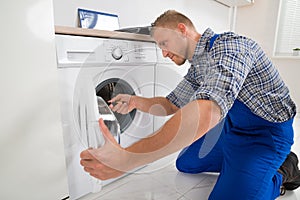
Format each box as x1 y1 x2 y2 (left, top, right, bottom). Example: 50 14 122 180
56 35 157 67
103 39 156 63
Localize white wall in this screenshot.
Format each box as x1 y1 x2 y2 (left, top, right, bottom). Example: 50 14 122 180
235 0 300 113
53 0 230 33
0 0 68 199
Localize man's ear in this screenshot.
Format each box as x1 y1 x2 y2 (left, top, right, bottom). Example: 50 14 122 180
177 23 187 36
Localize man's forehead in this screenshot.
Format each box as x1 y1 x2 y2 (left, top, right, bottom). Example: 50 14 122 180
152 26 175 33
152 27 178 39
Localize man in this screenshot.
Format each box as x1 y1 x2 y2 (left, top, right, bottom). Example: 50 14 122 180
80 10 300 199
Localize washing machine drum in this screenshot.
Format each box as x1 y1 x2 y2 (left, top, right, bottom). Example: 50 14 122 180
96 78 136 133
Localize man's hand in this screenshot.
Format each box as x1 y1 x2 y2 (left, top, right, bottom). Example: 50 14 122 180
80 119 130 180
109 94 135 114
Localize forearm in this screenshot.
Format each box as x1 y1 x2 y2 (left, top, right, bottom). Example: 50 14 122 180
132 96 178 116
125 99 221 168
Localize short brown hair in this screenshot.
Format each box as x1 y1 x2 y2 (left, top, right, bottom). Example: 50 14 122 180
151 10 195 29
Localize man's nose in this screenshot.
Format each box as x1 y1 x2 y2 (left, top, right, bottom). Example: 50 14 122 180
162 49 169 57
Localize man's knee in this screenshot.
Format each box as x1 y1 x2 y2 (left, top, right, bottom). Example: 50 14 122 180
176 154 221 174
175 156 205 174
175 157 189 173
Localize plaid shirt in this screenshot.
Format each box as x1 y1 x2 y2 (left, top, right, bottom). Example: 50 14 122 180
167 28 296 122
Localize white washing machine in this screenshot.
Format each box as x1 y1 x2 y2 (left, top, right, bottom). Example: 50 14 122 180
55 34 157 200
154 47 190 131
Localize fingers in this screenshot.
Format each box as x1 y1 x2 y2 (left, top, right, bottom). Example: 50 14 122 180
80 150 100 173
80 149 94 160
80 157 98 169
80 149 105 177
108 94 125 105
80 157 109 180
108 94 131 114
80 149 124 180
110 101 129 114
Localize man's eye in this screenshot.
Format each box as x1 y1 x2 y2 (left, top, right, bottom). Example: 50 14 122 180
160 42 167 48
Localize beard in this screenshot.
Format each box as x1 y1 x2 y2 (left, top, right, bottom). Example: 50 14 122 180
172 55 186 66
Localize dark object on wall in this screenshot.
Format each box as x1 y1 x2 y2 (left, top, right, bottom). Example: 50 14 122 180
116 26 151 35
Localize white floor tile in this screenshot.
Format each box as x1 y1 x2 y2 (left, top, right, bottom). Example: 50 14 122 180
94 173 182 200
277 188 300 200
149 163 202 193
182 173 218 200
177 195 192 200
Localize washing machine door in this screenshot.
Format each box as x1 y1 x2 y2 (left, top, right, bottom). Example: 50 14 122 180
74 64 155 150
95 77 136 133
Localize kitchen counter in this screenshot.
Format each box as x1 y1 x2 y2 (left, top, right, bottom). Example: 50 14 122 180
55 26 154 42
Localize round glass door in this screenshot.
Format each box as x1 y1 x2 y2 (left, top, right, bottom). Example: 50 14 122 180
95 78 136 133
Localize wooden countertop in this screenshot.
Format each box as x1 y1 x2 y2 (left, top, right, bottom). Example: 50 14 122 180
55 26 154 42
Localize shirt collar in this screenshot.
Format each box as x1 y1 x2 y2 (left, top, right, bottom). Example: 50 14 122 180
189 28 215 65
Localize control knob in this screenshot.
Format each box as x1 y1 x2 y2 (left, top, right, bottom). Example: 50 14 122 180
111 47 123 60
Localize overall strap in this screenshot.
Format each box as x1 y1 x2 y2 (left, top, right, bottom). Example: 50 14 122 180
209 34 220 50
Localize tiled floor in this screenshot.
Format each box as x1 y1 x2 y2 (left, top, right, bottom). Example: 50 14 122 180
83 117 300 200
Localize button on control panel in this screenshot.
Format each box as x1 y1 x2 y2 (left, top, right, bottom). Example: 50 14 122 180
111 47 123 60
